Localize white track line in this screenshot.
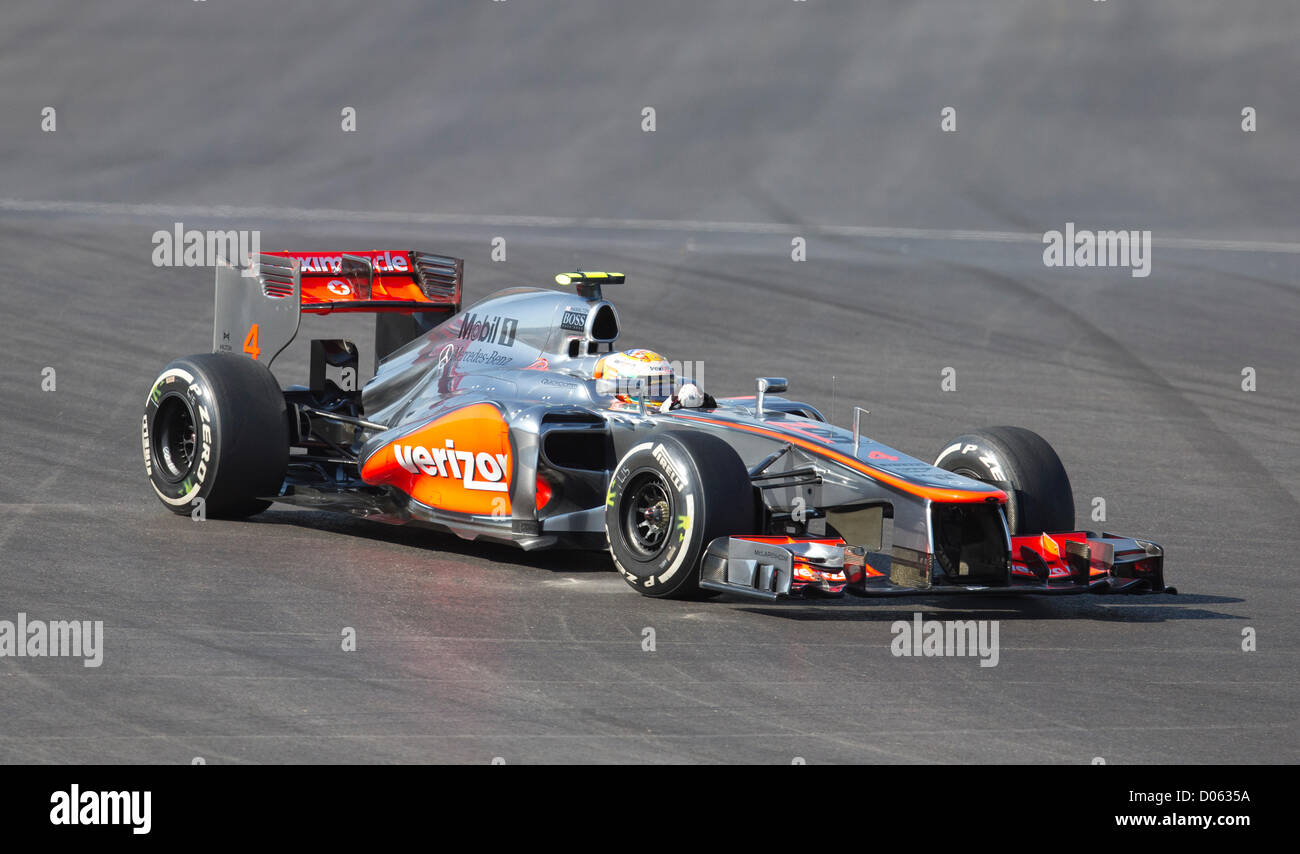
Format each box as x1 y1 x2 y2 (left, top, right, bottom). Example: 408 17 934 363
2 197 1298 254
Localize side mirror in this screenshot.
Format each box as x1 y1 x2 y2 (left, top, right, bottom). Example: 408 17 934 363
755 377 788 417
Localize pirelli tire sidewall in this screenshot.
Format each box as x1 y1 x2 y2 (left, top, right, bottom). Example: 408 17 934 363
606 430 754 599
142 352 289 518
933 426 1075 535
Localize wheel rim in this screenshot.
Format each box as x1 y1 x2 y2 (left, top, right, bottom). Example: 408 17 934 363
622 471 674 558
154 394 198 482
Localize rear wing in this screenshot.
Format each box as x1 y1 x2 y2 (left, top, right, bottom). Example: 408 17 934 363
213 250 463 367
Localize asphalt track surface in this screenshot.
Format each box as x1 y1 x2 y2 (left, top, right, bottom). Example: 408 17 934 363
0 1 1296 763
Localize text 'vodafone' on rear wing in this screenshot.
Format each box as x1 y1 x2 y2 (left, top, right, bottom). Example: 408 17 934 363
213 250 464 367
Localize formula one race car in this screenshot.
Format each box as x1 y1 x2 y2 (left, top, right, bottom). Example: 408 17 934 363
141 250 1169 600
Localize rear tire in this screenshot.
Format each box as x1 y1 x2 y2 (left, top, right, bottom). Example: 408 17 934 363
933 426 1075 535
142 353 289 518
606 430 755 599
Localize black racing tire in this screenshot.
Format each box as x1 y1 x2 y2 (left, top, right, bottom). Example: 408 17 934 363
142 352 289 518
606 430 756 599
933 426 1075 535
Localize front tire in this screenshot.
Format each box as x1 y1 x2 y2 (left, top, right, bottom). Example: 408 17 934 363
933 426 1075 535
142 353 289 518
606 430 755 598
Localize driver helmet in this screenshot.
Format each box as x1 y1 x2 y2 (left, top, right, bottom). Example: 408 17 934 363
594 349 676 404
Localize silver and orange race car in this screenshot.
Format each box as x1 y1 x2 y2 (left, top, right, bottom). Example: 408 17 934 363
141 250 1170 600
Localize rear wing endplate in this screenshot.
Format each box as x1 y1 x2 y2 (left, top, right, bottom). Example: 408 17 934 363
213 253 303 366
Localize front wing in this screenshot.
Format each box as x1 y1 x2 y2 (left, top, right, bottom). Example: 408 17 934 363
699 531 1168 600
